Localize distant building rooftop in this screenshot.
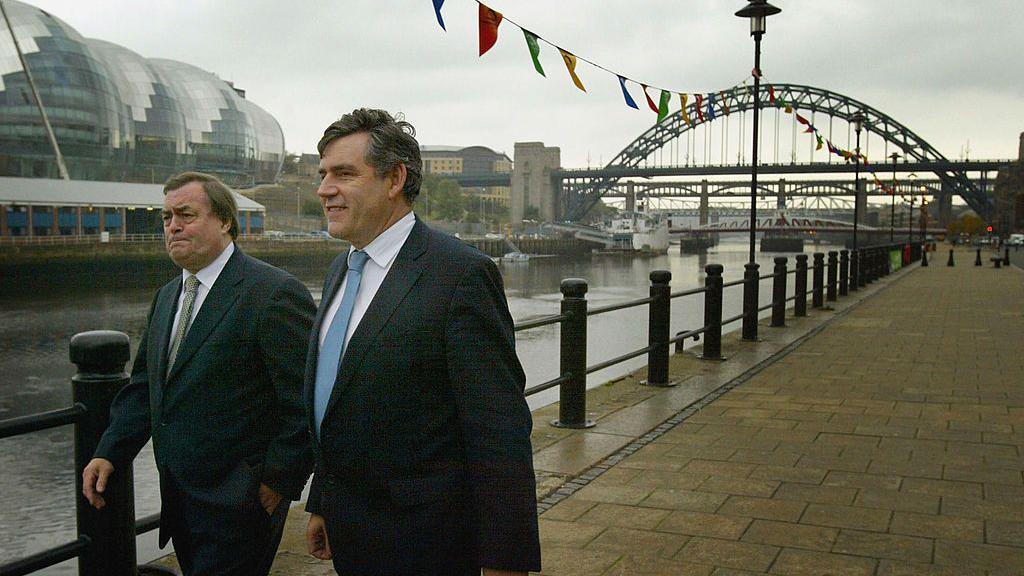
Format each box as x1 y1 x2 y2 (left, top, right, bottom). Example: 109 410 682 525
0 177 264 212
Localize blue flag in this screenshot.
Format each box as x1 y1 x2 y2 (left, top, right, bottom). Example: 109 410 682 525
618 76 639 109
706 92 717 120
432 0 446 30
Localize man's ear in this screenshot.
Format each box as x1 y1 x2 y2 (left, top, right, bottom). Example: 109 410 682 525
387 164 408 200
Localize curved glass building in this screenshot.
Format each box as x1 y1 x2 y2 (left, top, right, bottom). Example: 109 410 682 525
0 0 284 186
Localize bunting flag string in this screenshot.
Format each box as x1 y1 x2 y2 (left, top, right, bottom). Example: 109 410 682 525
432 0 447 31
618 76 638 109
434 0 751 124
522 30 545 76
478 4 502 56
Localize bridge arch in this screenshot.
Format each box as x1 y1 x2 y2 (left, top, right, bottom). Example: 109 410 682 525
565 83 988 220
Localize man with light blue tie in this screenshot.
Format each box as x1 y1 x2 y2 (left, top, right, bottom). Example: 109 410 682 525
304 108 541 575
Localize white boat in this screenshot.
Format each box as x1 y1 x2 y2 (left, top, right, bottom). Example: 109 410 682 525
603 212 670 254
501 252 530 262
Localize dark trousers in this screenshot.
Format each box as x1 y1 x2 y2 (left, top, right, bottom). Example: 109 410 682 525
163 479 289 576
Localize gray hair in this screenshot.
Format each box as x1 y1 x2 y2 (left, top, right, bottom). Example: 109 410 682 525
317 108 422 203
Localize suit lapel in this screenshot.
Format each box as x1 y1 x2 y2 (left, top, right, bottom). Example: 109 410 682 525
166 249 244 382
322 220 428 420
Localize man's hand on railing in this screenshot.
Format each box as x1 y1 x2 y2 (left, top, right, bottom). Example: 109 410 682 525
82 457 114 509
306 513 333 560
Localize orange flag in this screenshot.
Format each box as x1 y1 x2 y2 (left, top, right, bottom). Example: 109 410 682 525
679 94 692 126
478 4 503 56
559 49 585 92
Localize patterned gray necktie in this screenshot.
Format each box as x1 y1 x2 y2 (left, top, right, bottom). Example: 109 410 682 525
167 275 200 376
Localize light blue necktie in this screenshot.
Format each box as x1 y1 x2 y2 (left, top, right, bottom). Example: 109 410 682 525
314 250 369 435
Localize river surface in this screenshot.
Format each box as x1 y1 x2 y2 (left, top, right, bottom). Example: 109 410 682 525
0 238 840 572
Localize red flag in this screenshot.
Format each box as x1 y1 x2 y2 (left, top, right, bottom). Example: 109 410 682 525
719 91 730 115
641 84 659 114
478 4 503 56
795 113 810 126
768 85 776 104
695 93 705 122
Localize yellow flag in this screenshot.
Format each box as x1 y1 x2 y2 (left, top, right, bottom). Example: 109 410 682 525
558 49 586 92
679 93 692 126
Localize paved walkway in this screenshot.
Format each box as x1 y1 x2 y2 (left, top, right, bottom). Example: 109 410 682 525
537 253 1024 575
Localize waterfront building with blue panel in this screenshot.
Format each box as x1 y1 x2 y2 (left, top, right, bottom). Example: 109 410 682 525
0 177 265 238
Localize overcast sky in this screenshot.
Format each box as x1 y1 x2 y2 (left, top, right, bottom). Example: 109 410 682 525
23 0 1024 168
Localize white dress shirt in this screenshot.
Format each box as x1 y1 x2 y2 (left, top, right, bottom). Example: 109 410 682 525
167 242 235 354
318 212 416 353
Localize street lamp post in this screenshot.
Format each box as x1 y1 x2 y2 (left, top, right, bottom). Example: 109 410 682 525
736 0 781 265
919 185 927 243
851 112 865 288
907 194 914 244
889 152 899 243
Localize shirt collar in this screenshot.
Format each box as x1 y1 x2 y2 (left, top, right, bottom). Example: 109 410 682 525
351 212 416 268
183 242 235 289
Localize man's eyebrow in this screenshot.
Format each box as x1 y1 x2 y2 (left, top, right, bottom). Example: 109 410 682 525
320 162 357 173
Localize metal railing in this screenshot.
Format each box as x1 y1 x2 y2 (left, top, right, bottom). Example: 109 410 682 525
0 240 927 575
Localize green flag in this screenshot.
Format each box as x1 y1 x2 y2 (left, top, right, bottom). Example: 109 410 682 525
523 30 545 76
657 89 671 122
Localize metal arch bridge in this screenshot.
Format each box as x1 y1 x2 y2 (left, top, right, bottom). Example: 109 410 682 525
560 83 998 221
670 214 943 235
588 179 953 198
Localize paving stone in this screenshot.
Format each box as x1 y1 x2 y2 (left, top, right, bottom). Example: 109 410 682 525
676 537 779 572
941 495 1024 521
943 465 1023 486
541 498 598 521
740 519 838 552
573 483 656 506
749 464 828 485
795 455 870 473
901 477 983 499
689 476 777 499
641 488 729 512
832 529 933 564
590 466 643 486
773 482 857 505
584 526 691 559
682 459 757 478
768 548 877 576
538 518 606 548
657 511 753 540
576 503 671 530
823 470 903 491
536 545 622 576
604 555 715 576
800 503 892 532
718 496 806 522
867 459 944 479
876 560 984 576
889 511 984 542
986 519 1024 547
933 540 1024 571
728 449 801 467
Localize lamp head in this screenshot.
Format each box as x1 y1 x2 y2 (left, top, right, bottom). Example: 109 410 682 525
852 111 866 134
736 0 781 36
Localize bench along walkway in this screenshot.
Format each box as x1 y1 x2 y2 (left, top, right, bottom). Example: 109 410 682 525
537 256 1024 575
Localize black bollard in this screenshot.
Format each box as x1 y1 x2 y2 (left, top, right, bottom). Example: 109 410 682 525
554 279 594 428
644 270 674 387
921 244 929 267
826 251 838 302
700 264 725 360
812 253 825 308
794 254 808 317
742 262 760 341
771 257 787 327
948 249 955 267
1004 247 1011 266
72 331 137 576
994 257 1002 269
839 250 849 296
975 248 982 266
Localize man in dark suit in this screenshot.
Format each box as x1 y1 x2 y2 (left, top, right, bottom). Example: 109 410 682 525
81 172 315 576
305 108 540 575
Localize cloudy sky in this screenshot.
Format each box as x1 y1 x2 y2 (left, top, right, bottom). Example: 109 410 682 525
22 0 1024 168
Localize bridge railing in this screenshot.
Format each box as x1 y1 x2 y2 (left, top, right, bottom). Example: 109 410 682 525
0 240 927 575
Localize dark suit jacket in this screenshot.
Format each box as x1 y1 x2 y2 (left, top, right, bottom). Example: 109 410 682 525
95 248 315 545
306 218 541 574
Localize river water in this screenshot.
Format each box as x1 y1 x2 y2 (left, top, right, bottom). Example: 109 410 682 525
0 238 840 572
